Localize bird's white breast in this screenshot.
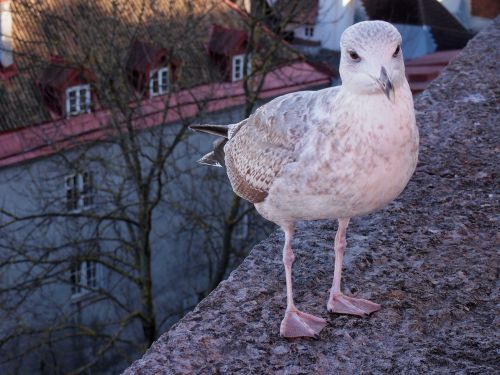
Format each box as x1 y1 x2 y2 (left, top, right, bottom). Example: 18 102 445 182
255 87 419 225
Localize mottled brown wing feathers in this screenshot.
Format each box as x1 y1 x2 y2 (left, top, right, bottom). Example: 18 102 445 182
225 93 310 203
225 150 269 203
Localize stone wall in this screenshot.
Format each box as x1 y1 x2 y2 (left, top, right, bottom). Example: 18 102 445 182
124 19 499 375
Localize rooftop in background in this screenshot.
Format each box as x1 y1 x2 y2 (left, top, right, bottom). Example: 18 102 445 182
272 0 319 26
207 24 248 56
0 0 326 133
0 0 334 168
405 49 461 94
361 0 475 51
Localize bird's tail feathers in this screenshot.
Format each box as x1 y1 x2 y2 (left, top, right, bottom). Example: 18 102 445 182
196 138 227 168
189 124 229 138
197 151 223 167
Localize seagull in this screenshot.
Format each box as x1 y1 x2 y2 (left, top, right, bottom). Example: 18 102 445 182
190 20 419 339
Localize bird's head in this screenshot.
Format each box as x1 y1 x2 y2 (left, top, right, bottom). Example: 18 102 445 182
339 21 405 102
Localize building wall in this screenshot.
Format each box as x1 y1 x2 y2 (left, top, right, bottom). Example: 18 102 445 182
438 0 497 31
315 0 356 51
0 102 269 374
395 24 437 60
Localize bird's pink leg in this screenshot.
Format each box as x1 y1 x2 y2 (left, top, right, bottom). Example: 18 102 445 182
327 218 381 316
280 224 327 339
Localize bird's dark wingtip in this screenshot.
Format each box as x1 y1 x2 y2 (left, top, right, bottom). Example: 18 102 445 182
189 124 229 138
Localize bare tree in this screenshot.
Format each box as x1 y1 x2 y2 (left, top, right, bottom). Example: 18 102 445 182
0 0 316 373
182 0 315 294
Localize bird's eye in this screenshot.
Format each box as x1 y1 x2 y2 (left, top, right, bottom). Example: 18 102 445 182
393 45 401 57
348 51 360 61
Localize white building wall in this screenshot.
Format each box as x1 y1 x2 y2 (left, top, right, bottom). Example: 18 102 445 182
395 24 437 60
438 0 470 27
293 25 317 40
315 0 356 51
0 99 277 374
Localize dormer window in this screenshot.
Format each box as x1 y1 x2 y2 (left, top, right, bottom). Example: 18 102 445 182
38 57 95 117
232 55 243 81
149 67 169 97
66 84 91 117
305 27 315 38
231 54 251 82
126 40 177 98
207 24 250 83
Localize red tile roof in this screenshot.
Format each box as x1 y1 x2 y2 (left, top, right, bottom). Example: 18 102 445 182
471 0 500 19
126 40 168 72
0 61 331 168
273 0 319 25
208 24 248 56
0 0 334 167
405 49 460 93
38 61 95 90
405 50 460 66
0 0 301 132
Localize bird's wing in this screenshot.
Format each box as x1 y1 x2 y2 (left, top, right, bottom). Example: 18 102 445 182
225 88 339 203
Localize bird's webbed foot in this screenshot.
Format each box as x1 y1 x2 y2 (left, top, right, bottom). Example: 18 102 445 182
327 293 381 316
280 308 327 339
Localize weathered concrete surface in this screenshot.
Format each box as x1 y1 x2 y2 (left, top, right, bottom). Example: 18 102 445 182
125 19 499 375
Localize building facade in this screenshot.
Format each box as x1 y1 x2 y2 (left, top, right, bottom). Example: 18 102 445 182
0 0 331 373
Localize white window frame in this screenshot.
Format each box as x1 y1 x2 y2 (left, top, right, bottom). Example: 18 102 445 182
65 84 91 117
149 67 169 97
70 260 102 298
65 172 93 212
304 26 315 38
231 54 252 82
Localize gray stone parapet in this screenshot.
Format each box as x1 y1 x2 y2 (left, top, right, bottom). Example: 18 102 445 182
124 18 499 375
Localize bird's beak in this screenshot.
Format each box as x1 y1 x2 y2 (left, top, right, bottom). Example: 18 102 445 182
377 67 395 103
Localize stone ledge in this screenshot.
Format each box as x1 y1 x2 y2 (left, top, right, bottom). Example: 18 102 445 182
124 19 499 375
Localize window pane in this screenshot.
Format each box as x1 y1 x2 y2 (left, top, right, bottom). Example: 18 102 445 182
67 189 77 211
67 87 91 115
82 172 92 193
70 259 100 295
160 69 168 92
79 88 88 111
86 261 92 287
233 56 243 80
69 94 77 113
83 195 93 207
66 175 78 210
151 76 159 94
66 172 94 210
89 262 97 288
66 176 75 188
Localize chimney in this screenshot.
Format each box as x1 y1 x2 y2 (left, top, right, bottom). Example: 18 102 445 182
0 0 13 68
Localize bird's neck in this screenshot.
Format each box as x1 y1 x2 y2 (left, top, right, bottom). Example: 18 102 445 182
339 81 412 109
